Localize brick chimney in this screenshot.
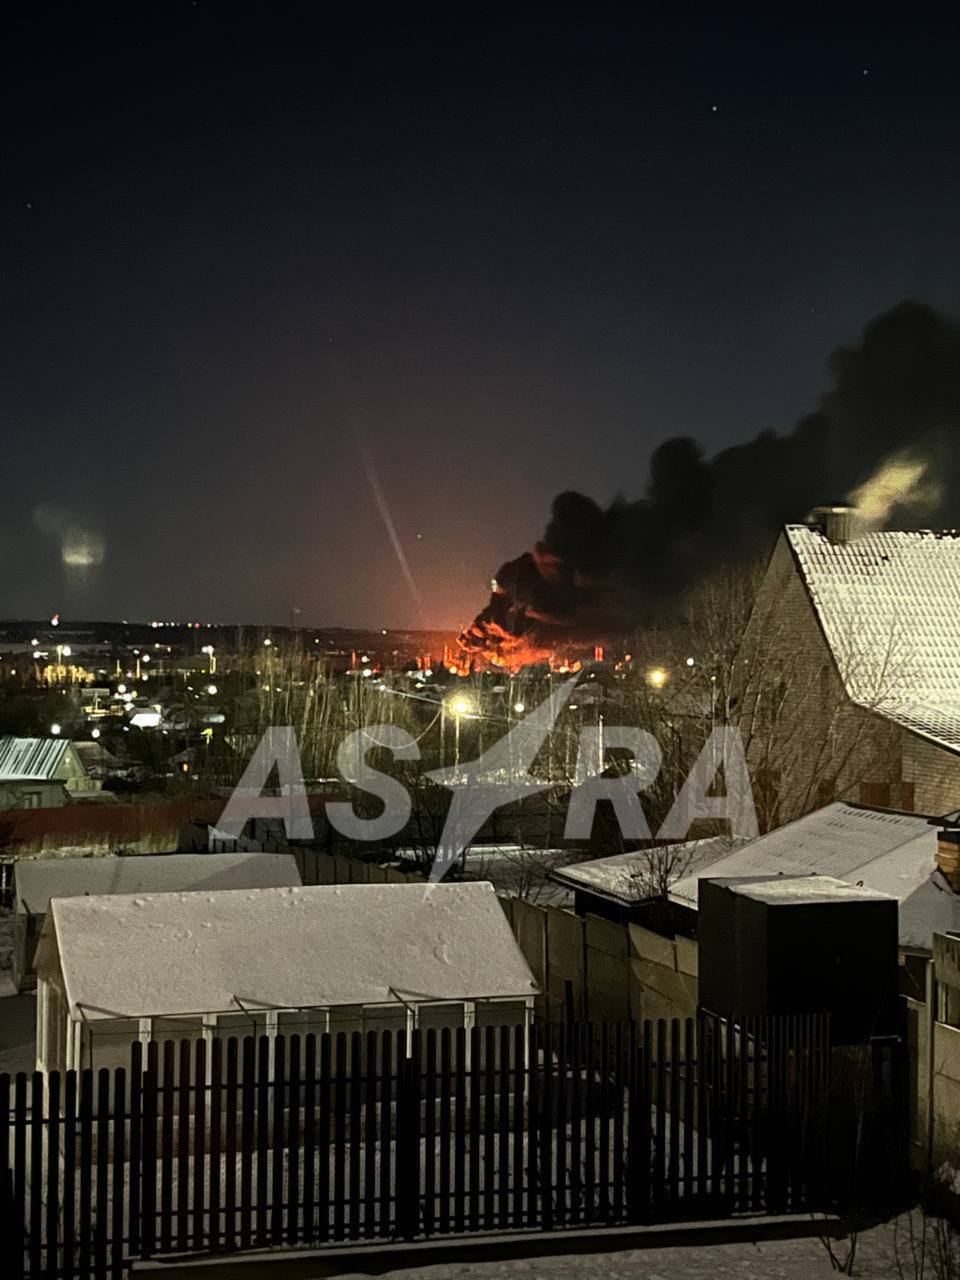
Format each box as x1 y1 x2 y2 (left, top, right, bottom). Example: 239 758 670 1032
807 503 856 545
937 829 960 891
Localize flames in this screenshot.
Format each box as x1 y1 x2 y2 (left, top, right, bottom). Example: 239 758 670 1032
454 620 602 675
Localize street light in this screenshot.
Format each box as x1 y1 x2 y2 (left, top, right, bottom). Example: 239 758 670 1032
443 693 476 774
50 723 61 736
646 667 668 689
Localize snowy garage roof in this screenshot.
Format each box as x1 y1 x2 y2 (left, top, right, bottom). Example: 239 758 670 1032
550 836 744 906
786 523 960 752
670 802 935 910
43 882 537 1020
15 851 302 915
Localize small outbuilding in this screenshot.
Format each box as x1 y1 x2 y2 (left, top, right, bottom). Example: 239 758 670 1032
13 851 302 991
34 881 538 1072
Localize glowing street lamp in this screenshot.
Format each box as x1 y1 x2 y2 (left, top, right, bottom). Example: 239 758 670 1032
647 667 669 689
444 693 476 774
50 723 61 736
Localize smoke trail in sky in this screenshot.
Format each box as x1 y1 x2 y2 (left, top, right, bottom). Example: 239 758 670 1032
357 438 424 613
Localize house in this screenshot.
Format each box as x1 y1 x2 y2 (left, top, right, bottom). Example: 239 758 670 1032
34 882 538 1072
0 736 101 810
12 850 303 991
741 509 960 822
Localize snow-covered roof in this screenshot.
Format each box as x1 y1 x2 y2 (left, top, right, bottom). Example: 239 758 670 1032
551 836 743 906
0 736 71 781
785 523 960 752
713 874 893 906
670 802 935 910
43 882 537 1020
15 851 302 915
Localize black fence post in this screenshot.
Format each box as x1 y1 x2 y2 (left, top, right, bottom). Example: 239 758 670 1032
394 1031 421 1240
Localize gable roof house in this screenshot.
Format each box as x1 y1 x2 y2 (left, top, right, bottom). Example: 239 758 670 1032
0 736 101 812
12 850 303 991
739 508 960 826
34 882 538 1073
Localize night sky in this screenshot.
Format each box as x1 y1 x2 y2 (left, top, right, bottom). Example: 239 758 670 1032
4 6 960 629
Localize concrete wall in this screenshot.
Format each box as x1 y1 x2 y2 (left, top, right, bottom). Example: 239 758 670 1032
500 896 697 1025
932 1021 960 1165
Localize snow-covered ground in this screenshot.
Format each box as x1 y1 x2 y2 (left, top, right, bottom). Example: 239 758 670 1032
328 1217 908 1279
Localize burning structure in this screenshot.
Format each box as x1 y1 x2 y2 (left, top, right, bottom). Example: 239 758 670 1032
459 302 960 668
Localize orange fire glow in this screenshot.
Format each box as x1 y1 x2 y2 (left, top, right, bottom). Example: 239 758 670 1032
456 620 589 675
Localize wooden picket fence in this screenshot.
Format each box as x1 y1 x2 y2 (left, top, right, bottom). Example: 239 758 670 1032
0 1013 902 1280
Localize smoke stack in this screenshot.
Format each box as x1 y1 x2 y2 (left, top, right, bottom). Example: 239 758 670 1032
807 503 856 545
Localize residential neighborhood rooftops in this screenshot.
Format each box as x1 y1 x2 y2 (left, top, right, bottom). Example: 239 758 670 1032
785 523 960 753
14 851 303 915
39 881 538 1020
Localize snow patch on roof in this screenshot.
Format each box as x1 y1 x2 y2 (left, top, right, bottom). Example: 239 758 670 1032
786 523 960 751
670 802 935 909
48 881 537 1020
717 873 893 905
552 837 744 905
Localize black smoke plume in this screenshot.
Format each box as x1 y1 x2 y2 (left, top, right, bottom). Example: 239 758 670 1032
461 301 960 659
